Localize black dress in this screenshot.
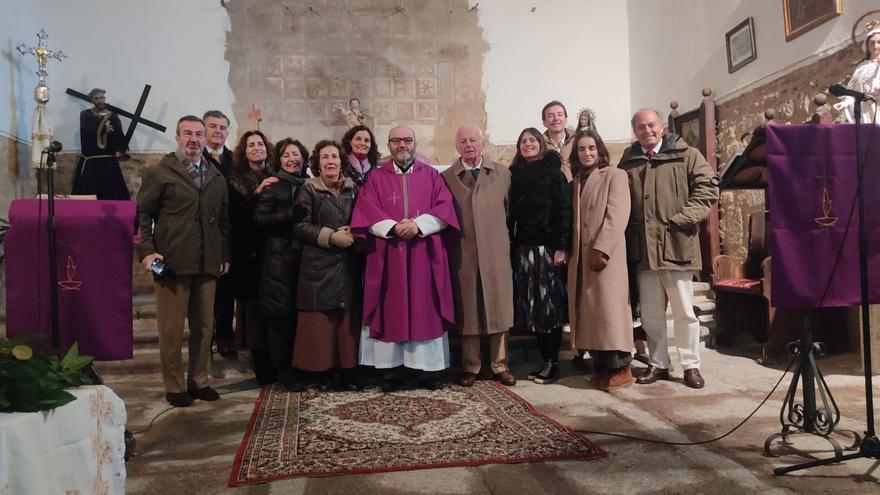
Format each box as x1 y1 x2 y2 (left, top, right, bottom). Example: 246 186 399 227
508 151 572 333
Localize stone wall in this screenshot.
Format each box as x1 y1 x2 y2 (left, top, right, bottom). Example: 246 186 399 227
715 42 864 166
226 0 488 164
712 42 865 261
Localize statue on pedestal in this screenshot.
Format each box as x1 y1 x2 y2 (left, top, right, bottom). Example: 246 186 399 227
72 88 131 200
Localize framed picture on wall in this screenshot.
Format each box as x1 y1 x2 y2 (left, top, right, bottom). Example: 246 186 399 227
674 109 702 151
783 0 842 42
726 17 757 73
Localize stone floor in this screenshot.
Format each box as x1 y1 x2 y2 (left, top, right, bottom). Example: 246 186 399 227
96 299 880 495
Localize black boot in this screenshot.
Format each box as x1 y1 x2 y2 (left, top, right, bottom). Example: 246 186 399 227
342 368 364 391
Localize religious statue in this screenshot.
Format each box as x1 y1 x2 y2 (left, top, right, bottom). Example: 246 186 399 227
342 98 367 128
71 88 131 200
833 22 880 124
576 107 598 132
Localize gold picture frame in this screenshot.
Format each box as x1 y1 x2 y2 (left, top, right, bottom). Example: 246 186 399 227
783 0 843 42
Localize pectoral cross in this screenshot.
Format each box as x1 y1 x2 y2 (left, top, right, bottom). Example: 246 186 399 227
248 103 262 130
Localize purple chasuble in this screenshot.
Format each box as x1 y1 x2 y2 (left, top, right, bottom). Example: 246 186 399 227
351 159 460 343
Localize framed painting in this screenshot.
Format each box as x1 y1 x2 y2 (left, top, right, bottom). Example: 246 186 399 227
726 17 757 73
783 0 842 41
674 109 702 151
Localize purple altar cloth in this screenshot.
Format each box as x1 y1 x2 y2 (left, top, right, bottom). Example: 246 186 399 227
5 199 136 360
767 124 880 310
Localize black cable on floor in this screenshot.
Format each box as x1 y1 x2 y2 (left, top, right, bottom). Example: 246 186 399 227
128 384 263 436
575 355 796 446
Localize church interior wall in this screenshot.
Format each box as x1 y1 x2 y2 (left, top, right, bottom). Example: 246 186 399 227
626 0 876 117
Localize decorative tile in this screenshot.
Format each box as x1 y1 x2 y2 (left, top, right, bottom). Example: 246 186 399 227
373 79 393 98
373 101 394 125
394 78 415 99
415 58 436 77
306 77 328 98
309 101 328 120
330 78 349 99
349 80 368 98
267 56 282 76
282 55 304 75
416 79 437 99
417 101 437 121
285 78 305 99
396 101 415 121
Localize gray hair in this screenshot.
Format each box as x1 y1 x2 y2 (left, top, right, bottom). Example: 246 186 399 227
630 108 664 128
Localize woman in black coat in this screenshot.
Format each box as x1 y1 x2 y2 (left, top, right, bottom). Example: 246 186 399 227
508 127 572 385
229 130 276 384
291 139 362 391
253 138 309 388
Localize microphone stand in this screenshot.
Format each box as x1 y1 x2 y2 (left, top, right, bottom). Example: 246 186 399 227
772 92 880 475
45 146 60 351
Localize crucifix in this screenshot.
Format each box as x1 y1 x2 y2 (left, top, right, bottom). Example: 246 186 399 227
66 85 167 148
17 29 66 104
248 103 262 130
17 29 66 169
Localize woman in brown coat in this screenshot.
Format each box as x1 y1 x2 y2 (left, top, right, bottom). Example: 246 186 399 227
290 140 362 391
567 130 634 390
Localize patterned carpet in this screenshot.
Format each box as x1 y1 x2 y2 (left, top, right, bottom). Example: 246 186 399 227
229 381 605 485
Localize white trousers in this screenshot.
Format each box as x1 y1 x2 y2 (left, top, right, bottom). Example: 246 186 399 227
638 270 701 370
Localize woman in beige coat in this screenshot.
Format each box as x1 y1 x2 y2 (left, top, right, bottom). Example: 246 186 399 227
567 130 634 390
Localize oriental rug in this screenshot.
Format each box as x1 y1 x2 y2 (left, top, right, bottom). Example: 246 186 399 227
229 381 605 485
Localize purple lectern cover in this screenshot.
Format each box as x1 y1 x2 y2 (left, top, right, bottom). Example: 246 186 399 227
766 124 880 310
5 199 136 360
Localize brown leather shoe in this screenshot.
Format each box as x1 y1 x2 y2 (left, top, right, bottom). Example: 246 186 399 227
494 371 516 386
635 365 670 385
607 366 633 389
683 368 705 389
457 372 477 387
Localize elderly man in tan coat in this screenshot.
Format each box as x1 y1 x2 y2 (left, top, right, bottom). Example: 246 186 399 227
442 125 516 387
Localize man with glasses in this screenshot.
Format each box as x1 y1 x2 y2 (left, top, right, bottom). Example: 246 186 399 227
352 126 460 391
137 115 231 407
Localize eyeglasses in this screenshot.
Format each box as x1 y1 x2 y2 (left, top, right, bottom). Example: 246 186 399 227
388 137 415 145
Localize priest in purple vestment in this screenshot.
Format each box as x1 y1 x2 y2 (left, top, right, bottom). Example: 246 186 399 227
351 125 460 391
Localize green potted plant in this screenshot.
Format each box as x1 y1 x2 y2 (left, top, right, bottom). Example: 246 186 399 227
0 336 95 413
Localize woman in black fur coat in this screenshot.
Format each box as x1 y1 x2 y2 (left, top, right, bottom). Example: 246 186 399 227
508 127 572 384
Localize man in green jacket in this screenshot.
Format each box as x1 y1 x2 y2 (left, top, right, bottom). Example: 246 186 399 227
137 115 231 407
619 108 718 389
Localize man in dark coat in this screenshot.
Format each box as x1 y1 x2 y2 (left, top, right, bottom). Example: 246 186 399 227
71 88 130 200
137 115 230 407
619 108 718 389
201 110 236 358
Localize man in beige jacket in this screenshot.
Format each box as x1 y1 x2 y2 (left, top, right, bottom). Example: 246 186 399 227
442 125 515 387
619 108 718 389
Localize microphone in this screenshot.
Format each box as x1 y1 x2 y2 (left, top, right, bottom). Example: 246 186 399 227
44 140 62 153
829 84 876 102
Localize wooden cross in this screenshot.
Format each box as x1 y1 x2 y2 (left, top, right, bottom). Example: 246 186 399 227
248 103 262 130
66 85 167 147
16 29 66 84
